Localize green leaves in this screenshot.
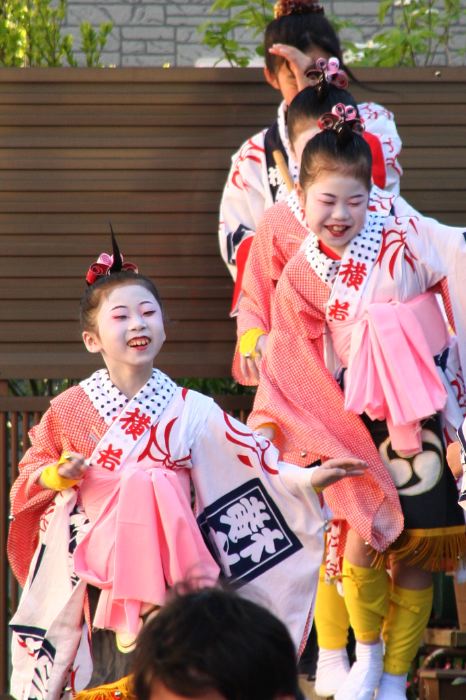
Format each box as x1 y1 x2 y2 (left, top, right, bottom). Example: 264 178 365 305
198 0 273 67
198 0 464 68
0 0 113 67
80 20 113 68
354 1 464 67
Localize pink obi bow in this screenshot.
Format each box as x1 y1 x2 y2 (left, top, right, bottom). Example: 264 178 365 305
73 465 220 635
330 292 449 455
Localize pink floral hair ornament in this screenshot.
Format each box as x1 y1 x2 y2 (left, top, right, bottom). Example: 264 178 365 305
317 102 364 145
305 56 349 91
86 225 138 285
273 0 324 20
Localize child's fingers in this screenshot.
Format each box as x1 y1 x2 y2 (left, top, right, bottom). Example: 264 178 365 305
241 355 260 382
324 458 368 471
58 455 88 479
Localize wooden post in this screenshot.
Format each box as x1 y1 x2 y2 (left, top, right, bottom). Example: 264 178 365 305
0 379 9 694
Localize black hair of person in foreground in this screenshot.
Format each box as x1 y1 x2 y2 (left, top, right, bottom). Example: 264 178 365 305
132 583 306 700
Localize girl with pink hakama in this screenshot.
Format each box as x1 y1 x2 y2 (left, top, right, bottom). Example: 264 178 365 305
8 240 366 700
247 106 466 700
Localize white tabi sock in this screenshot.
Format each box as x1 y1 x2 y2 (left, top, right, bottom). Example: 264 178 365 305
314 647 350 698
334 640 384 700
375 672 408 699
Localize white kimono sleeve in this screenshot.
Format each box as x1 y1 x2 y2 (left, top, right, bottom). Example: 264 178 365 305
409 217 466 375
218 128 273 280
359 101 403 196
189 398 325 655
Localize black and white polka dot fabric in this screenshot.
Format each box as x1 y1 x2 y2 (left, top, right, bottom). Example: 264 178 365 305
80 368 177 426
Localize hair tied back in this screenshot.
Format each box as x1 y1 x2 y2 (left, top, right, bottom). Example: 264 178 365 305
86 224 138 286
274 0 324 20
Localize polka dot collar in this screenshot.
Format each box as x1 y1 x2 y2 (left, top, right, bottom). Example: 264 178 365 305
303 209 386 289
80 368 177 426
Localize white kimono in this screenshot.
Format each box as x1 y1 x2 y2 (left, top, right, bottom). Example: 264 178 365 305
9 370 325 699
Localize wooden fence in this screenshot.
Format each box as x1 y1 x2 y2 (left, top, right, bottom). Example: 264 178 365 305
0 66 465 693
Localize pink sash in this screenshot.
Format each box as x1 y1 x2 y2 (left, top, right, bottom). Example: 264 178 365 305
331 292 449 454
74 464 219 635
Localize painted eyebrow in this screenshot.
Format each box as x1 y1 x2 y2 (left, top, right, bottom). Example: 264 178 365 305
319 192 366 198
111 300 156 311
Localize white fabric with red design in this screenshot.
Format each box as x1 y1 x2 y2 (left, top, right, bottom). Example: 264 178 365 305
10 371 326 699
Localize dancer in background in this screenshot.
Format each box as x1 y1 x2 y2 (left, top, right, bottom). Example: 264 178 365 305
248 107 466 699
219 0 402 314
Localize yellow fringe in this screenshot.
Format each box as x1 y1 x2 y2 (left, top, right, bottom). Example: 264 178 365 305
73 674 135 700
373 526 466 571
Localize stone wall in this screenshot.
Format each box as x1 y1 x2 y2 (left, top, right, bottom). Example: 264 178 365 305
64 0 465 67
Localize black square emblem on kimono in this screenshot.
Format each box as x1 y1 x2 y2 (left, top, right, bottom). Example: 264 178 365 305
198 478 303 586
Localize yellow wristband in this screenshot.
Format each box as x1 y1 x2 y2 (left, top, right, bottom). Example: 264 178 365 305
239 328 266 359
40 454 80 491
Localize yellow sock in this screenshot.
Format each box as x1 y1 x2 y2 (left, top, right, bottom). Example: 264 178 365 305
342 559 389 643
315 565 350 649
383 584 433 675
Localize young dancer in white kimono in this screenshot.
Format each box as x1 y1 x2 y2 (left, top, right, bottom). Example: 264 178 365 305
7 239 367 700
234 73 427 697
247 106 466 700
219 0 403 314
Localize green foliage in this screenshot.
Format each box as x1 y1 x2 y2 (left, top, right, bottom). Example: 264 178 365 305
0 1 27 66
79 20 113 68
0 0 113 67
8 379 78 396
198 0 273 66
353 0 464 66
199 0 463 67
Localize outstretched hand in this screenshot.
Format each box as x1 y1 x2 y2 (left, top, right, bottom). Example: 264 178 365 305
311 457 368 489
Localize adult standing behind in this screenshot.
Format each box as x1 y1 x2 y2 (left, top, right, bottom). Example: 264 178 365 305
219 0 402 315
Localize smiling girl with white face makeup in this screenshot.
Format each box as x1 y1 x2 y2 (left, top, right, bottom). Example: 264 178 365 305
247 107 466 700
8 239 367 700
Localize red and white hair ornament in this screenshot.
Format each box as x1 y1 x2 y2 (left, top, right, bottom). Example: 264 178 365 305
317 103 364 136
305 56 349 90
86 226 138 285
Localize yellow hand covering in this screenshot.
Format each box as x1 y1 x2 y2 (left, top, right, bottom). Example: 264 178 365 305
314 565 350 649
239 327 266 359
382 584 433 675
342 559 389 643
73 674 134 700
40 453 80 491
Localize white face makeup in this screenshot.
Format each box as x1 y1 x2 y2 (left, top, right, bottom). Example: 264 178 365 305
300 173 369 255
82 284 165 382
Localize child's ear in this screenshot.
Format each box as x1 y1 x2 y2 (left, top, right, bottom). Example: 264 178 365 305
82 330 101 354
263 66 280 91
295 182 305 207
